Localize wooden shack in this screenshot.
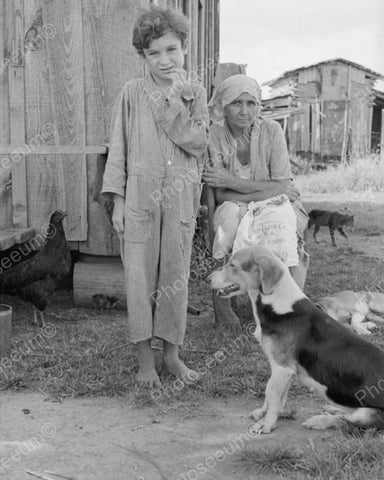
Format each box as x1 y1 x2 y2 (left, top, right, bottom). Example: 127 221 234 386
0 0 219 254
262 58 384 161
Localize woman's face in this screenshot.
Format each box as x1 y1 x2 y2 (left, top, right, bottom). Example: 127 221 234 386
224 93 258 131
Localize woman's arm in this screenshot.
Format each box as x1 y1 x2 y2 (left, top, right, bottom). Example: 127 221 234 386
204 166 290 193
214 183 293 205
203 166 299 204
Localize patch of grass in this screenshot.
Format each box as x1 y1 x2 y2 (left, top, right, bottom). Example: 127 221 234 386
3 206 384 401
2 197 384 413
235 430 384 479
295 156 384 195
302 201 384 305
0 287 268 401
237 444 307 476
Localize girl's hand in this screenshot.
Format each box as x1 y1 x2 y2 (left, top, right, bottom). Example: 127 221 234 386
203 166 237 188
112 195 125 236
168 68 189 97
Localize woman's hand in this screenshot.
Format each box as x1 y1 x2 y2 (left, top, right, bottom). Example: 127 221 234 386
112 194 125 236
203 166 237 189
281 183 301 202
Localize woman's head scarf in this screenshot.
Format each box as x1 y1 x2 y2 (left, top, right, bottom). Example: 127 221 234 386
208 74 262 124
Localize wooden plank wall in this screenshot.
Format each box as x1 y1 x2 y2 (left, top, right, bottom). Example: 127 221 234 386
42 1 87 243
0 0 12 228
0 0 219 255
24 1 64 239
321 64 373 157
321 64 348 156
350 69 369 157
276 62 376 158
79 0 145 255
8 0 28 228
1 0 147 254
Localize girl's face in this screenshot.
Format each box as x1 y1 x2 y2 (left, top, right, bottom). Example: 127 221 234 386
224 93 259 131
143 31 187 85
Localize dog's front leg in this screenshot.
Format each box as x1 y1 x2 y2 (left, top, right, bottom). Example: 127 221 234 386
350 312 371 336
249 365 294 434
248 290 261 341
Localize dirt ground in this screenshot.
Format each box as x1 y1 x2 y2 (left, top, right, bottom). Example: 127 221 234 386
1 194 384 480
1 391 331 480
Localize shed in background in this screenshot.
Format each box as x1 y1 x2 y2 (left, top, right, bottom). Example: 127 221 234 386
262 58 384 162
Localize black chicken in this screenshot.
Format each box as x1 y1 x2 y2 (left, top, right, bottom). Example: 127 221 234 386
0 210 72 326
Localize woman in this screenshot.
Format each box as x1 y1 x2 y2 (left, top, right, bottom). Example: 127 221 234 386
203 74 308 324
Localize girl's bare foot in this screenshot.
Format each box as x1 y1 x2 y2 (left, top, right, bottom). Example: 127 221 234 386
136 366 162 389
162 341 201 382
136 339 162 389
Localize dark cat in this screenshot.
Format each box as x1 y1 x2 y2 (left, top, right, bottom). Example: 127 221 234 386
308 209 354 247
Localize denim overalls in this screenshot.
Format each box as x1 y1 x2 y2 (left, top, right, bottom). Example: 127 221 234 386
102 75 209 345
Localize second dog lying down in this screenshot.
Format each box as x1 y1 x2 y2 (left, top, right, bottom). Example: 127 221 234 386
317 290 384 336
211 246 384 434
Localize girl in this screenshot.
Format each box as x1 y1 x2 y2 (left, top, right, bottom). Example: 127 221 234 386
102 6 209 388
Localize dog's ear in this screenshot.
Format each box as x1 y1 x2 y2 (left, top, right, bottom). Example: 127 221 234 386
257 256 284 295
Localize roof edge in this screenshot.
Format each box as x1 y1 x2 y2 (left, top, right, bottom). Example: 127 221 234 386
265 58 384 86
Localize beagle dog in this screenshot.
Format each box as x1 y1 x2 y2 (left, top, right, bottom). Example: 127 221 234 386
317 291 384 336
211 245 384 434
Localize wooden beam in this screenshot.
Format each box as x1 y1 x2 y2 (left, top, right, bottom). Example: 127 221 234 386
262 107 305 121
0 145 108 155
73 261 126 308
0 227 35 251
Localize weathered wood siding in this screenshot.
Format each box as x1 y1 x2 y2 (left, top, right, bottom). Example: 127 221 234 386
0 0 12 228
0 0 219 255
268 60 380 158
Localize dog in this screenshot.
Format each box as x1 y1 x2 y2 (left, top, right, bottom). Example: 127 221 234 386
211 245 384 433
317 291 384 336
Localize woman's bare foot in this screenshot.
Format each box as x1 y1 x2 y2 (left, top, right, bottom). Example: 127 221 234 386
162 341 201 382
136 340 162 389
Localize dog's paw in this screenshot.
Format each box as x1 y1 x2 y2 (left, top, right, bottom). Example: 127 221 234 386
352 325 372 336
247 419 276 435
364 321 377 331
249 408 266 422
302 414 342 430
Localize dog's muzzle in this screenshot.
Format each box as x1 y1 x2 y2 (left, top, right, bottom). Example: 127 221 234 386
216 284 240 296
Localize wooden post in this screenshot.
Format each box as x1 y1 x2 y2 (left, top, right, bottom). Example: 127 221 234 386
341 105 349 164
381 108 384 163
341 66 352 164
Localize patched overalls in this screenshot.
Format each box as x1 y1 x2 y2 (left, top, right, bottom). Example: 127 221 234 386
102 75 209 345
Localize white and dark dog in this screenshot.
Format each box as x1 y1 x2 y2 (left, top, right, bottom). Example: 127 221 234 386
211 245 384 434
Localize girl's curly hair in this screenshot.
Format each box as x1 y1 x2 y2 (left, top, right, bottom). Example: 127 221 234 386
132 5 190 56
